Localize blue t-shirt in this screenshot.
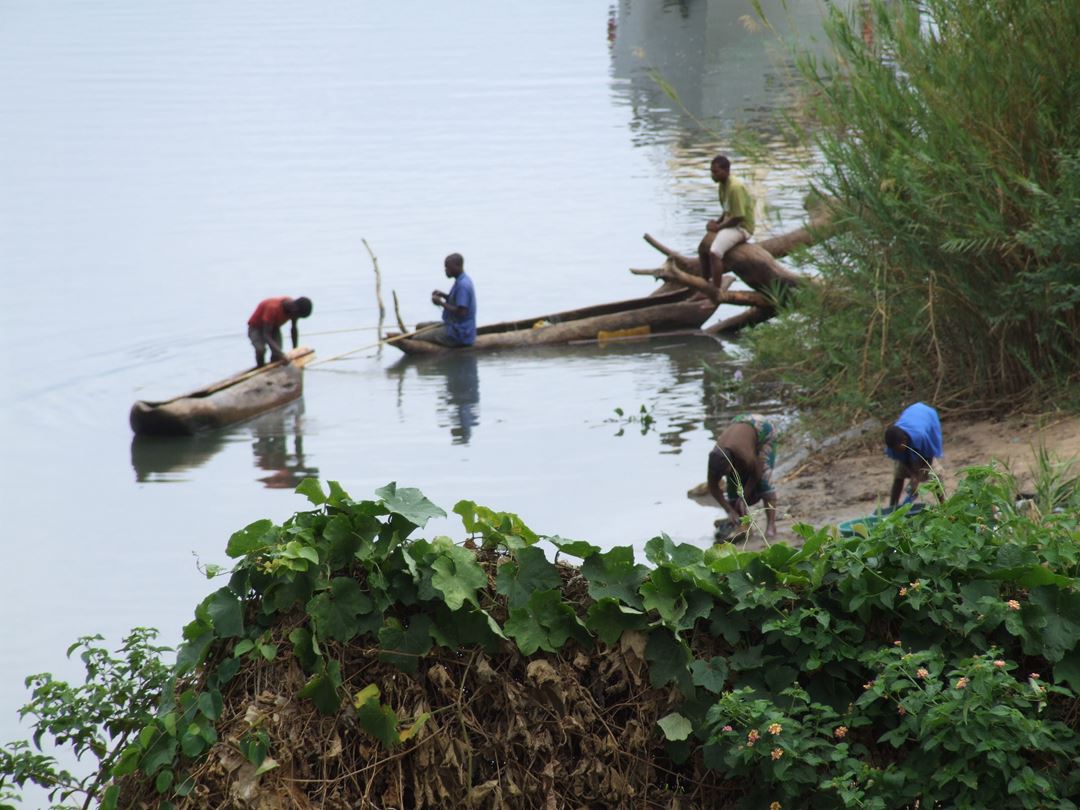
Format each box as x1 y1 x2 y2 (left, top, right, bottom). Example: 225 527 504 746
442 272 477 346
885 402 943 466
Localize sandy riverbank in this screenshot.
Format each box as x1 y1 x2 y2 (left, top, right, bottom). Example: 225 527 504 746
690 411 1080 550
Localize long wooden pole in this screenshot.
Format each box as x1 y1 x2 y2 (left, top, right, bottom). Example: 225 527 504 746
146 347 315 405
391 289 408 332
306 324 441 367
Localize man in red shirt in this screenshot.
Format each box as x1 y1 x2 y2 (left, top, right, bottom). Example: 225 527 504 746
247 296 313 367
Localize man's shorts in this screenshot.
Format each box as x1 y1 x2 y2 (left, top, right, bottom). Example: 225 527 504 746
709 226 751 260
413 322 462 347
726 413 778 501
248 324 283 358
894 458 944 483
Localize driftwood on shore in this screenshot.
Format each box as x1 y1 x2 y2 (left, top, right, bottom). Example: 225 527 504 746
632 200 834 334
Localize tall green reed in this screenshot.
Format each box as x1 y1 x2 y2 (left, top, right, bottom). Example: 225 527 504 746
750 0 1080 414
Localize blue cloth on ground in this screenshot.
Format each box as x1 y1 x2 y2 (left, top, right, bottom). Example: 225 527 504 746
442 272 477 346
885 401 943 466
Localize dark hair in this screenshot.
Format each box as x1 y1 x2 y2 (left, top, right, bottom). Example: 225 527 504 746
292 296 313 318
708 446 749 487
711 155 731 171
884 425 907 450
445 253 464 271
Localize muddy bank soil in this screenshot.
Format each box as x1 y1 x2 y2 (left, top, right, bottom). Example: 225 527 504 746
691 411 1080 550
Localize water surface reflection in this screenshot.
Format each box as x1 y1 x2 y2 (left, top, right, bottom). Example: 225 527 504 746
382 335 754 455
609 0 853 240
130 400 317 488
250 402 319 489
387 354 481 446
611 0 825 134
130 432 231 483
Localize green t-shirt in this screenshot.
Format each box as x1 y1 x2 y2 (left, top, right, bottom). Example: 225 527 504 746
719 176 755 235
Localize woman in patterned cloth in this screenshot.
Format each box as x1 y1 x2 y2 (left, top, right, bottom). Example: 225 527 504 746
707 414 779 539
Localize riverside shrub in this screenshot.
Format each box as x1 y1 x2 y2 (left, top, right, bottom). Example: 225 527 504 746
4 470 1080 808
750 0 1080 414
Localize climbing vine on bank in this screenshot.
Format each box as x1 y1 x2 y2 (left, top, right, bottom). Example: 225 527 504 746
4 468 1080 808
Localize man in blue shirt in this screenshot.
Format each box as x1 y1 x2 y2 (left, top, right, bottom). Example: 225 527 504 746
416 253 477 347
884 401 944 507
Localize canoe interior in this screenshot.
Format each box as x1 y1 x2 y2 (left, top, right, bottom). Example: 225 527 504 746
391 291 716 355
474 286 695 336
129 347 314 436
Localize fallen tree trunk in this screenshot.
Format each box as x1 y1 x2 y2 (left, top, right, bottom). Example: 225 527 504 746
755 197 837 258
702 305 774 336
629 259 770 308
708 238 807 293
636 205 833 334
639 234 804 295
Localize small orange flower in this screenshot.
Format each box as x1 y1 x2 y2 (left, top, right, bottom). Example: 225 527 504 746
768 723 783 735
747 729 760 746
863 680 875 690
1007 599 1021 611
956 677 969 689
893 640 902 646
1030 673 1041 680
771 747 784 760
897 705 907 716
898 586 908 597
770 803 782 810
993 660 1006 668
834 725 848 739
916 667 929 680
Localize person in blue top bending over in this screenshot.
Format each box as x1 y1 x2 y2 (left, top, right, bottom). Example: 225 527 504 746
415 253 477 348
884 401 944 508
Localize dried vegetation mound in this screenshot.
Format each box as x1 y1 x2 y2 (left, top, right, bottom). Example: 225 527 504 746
112 473 1080 809
166 605 725 809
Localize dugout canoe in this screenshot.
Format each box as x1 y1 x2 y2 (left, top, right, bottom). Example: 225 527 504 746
388 287 716 355
129 347 314 436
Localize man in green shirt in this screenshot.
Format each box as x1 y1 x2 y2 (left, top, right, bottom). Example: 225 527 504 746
701 154 755 286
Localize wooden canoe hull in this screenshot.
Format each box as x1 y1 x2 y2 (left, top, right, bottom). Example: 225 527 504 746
129 348 313 436
391 290 716 356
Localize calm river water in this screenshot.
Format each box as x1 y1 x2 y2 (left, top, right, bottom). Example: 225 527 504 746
0 0 841 790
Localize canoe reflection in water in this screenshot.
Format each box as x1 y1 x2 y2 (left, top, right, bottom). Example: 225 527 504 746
387 352 480 445
130 399 318 488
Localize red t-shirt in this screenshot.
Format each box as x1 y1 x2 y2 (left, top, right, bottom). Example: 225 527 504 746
248 297 292 329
